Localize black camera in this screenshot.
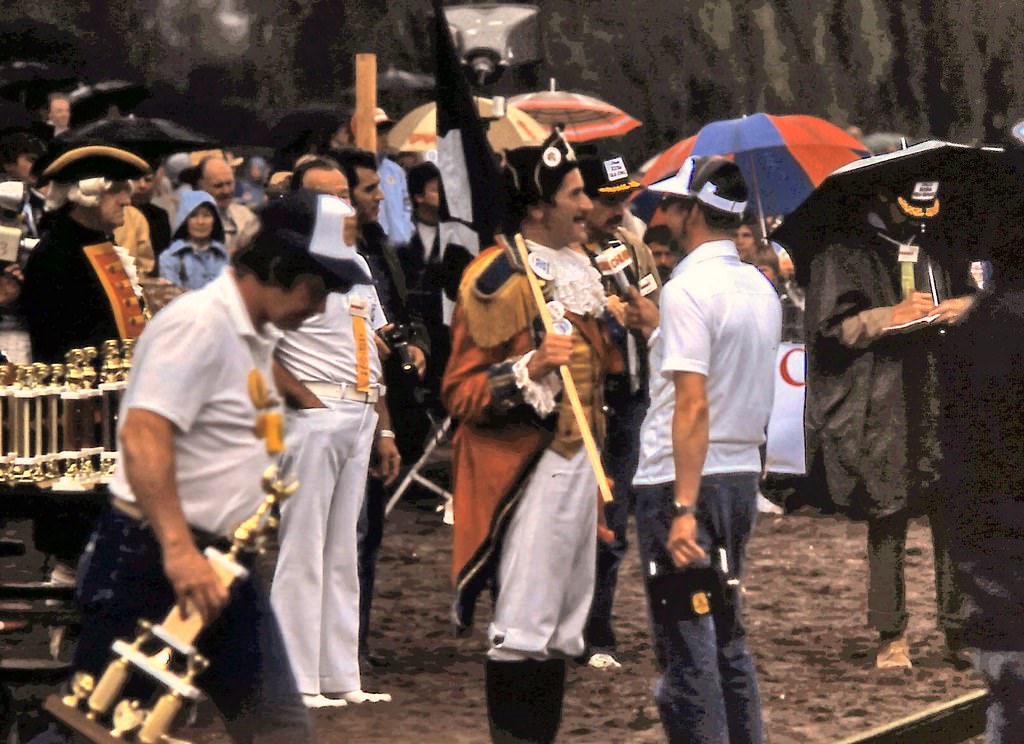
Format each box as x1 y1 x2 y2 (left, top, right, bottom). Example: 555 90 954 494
378 324 418 377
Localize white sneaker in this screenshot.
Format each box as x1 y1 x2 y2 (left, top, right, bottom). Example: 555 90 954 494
587 652 622 669
336 690 392 704
756 492 784 515
302 694 348 709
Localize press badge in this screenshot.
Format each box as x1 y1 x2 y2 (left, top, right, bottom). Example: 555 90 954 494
639 273 658 296
897 244 920 263
348 295 370 318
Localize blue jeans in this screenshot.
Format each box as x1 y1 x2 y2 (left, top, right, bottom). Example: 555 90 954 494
73 510 312 744
635 474 764 744
977 650 1024 744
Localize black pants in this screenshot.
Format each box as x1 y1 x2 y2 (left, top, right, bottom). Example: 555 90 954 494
73 510 312 744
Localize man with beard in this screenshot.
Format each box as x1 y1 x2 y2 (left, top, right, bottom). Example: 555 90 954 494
577 152 660 669
443 130 609 742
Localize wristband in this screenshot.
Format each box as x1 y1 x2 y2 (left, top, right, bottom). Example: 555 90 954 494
376 429 396 440
672 501 697 518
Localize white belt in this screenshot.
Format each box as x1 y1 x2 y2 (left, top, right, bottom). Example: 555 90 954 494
303 381 384 405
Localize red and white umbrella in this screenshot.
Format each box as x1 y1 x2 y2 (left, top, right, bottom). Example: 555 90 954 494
508 80 641 142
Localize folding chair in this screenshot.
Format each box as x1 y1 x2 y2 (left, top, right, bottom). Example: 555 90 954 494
384 415 453 523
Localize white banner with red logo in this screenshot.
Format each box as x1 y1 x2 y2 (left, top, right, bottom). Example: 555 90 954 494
766 342 806 475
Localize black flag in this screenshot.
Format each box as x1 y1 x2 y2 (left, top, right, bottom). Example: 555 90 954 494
433 0 506 319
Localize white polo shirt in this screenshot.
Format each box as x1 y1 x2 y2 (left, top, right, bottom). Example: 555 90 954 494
273 259 387 387
633 240 781 486
111 270 280 536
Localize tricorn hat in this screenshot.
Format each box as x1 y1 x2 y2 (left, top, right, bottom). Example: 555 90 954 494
39 144 149 185
505 125 579 205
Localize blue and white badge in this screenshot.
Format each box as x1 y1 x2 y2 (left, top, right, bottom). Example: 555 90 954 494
552 318 573 336
529 252 554 281
546 300 566 321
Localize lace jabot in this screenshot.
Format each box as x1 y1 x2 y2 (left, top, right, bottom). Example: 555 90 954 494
526 240 606 317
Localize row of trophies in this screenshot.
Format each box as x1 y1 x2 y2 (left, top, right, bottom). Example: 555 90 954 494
0 339 133 489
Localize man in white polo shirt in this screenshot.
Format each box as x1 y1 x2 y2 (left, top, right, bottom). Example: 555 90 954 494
72 190 371 744
269 164 399 709
627 156 780 744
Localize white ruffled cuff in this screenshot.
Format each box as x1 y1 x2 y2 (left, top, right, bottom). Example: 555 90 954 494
512 350 562 417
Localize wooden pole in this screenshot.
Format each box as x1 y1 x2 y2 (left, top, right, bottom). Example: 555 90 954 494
353 53 378 152
509 233 613 505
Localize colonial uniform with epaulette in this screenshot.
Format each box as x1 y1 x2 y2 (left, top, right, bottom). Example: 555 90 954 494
442 131 610 743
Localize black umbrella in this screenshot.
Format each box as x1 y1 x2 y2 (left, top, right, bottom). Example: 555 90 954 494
771 141 1024 285
0 60 77 109
267 105 352 169
56 116 217 165
0 98 34 135
379 65 434 92
68 80 151 127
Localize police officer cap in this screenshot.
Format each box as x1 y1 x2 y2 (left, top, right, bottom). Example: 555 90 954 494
39 145 149 185
505 126 579 205
249 189 372 290
577 152 641 198
648 156 748 217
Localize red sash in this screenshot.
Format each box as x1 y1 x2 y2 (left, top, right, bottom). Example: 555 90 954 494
82 242 146 340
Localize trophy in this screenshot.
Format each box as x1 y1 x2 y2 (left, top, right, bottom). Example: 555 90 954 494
10 364 44 483
0 362 12 481
78 346 104 485
99 340 126 482
44 465 298 743
53 349 87 490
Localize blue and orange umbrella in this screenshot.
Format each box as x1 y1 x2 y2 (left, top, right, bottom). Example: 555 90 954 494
641 113 869 216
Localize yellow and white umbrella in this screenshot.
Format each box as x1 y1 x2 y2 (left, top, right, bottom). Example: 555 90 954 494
387 97 548 153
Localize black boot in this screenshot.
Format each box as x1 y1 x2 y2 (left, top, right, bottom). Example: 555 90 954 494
485 659 567 743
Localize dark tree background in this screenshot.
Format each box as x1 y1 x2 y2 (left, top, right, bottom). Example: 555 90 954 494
7 0 1024 162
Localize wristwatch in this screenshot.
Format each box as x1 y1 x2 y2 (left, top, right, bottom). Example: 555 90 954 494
672 501 697 518
376 429 396 440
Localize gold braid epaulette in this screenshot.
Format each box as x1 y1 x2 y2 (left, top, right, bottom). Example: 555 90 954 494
458 237 540 350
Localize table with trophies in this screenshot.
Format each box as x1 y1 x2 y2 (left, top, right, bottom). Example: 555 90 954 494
0 339 132 511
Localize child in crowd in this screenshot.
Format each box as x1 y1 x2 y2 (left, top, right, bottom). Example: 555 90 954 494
159 190 227 290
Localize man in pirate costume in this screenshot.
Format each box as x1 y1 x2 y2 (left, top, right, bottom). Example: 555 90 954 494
70 191 370 743
804 180 975 669
577 152 660 669
442 130 609 743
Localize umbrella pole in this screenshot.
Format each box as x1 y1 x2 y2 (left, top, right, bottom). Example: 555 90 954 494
747 153 769 247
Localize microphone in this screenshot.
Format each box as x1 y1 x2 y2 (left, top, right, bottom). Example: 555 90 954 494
595 240 634 297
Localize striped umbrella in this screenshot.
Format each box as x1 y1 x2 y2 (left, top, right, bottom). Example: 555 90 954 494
641 113 869 216
508 84 641 142
387 96 547 152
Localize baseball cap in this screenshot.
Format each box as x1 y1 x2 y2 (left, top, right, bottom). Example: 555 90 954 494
577 153 641 198
648 156 748 216
248 190 370 290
